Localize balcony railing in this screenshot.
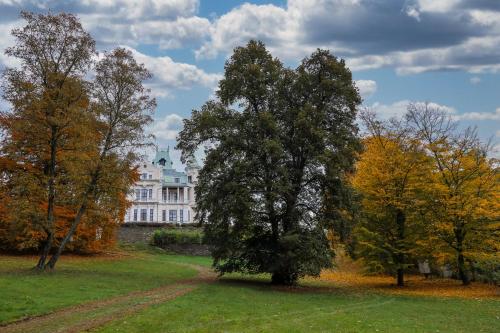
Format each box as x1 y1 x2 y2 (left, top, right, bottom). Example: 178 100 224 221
130 197 192 204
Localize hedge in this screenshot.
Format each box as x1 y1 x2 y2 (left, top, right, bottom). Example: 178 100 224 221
152 229 204 247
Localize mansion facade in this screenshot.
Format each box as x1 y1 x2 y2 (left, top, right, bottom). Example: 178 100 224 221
124 148 200 224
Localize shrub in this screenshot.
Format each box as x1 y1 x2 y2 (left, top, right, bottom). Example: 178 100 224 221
152 229 203 247
473 259 500 285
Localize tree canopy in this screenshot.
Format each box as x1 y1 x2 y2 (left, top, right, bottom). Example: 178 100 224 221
177 40 361 285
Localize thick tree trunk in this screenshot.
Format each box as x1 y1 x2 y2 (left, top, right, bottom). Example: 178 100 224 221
37 129 57 269
35 231 53 270
271 270 296 286
396 268 404 287
46 201 88 269
455 226 470 285
395 209 405 287
457 252 470 285
46 170 99 269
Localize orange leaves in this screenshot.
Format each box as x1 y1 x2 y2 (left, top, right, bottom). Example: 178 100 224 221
317 270 499 299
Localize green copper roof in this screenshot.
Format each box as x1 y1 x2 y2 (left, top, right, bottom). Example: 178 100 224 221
153 147 173 169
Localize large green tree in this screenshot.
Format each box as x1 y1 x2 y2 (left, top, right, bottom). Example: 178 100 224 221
177 41 361 285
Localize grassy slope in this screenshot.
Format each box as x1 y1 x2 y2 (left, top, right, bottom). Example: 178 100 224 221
0 247 199 324
98 278 499 333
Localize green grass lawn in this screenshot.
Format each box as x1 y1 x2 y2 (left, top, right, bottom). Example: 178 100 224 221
97 278 500 333
1 245 498 332
0 246 200 324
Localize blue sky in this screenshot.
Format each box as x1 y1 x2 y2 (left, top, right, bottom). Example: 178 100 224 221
0 0 499 167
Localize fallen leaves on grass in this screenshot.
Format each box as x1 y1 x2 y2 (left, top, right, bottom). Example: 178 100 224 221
315 270 499 299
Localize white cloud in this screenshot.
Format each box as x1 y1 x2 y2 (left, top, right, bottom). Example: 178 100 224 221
415 0 461 13
455 108 500 121
124 46 221 98
10 0 200 19
151 113 183 140
195 3 299 60
470 76 481 84
404 5 421 22
0 20 21 68
80 13 211 50
355 80 377 100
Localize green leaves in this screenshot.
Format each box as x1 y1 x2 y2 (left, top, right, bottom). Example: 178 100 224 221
177 40 361 285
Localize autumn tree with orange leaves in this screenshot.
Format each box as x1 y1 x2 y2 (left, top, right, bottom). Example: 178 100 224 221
0 12 155 269
406 103 499 285
352 111 431 286
45 48 155 269
0 12 96 269
351 104 499 286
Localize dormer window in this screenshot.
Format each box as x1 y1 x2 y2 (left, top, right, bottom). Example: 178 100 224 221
158 158 166 166
174 177 180 183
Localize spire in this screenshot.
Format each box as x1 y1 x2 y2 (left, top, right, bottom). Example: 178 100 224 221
153 147 173 168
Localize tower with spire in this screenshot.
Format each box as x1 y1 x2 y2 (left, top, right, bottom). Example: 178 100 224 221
153 146 173 169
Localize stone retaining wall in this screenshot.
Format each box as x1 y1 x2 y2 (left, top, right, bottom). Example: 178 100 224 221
117 223 210 256
117 223 198 243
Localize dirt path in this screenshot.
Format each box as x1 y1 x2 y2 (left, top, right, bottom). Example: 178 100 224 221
1 264 215 333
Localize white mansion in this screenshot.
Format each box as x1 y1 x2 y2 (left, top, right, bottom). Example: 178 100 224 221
124 147 200 224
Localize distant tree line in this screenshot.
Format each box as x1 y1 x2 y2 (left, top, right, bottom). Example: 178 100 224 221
0 12 155 269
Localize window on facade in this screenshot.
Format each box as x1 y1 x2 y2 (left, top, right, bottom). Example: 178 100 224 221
141 189 148 200
141 173 147 180
179 210 183 222
174 177 180 183
162 210 166 221
149 174 152 179
187 210 190 222
148 189 153 199
169 210 177 222
169 192 178 203
133 209 138 221
188 176 192 183
140 209 147 221
150 209 154 221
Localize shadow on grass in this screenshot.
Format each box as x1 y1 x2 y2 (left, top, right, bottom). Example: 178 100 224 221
216 275 353 297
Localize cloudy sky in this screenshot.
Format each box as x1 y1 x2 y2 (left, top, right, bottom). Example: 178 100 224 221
1 0 499 166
